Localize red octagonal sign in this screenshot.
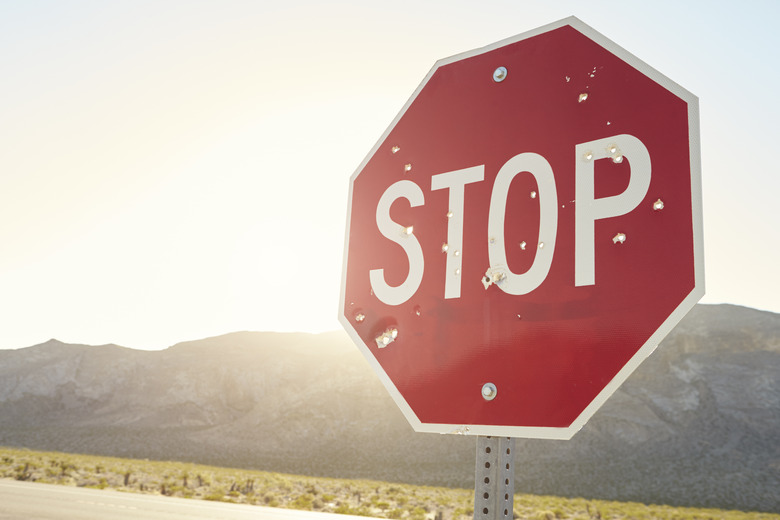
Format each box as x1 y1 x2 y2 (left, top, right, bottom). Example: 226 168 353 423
339 17 703 439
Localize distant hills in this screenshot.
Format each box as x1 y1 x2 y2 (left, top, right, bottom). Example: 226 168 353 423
0 304 778 513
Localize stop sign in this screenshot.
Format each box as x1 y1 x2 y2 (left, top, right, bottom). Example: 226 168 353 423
339 17 703 439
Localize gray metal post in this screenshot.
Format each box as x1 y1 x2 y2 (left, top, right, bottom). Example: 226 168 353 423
474 436 514 520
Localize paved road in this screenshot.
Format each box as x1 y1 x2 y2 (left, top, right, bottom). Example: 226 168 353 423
0 479 364 520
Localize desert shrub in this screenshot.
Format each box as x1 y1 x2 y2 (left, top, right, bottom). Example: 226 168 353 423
410 505 428 520
436 494 453 507
335 503 358 515
388 508 404 519
291 494 314 510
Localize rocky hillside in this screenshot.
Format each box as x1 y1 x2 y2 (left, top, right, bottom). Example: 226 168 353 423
0 304 777 513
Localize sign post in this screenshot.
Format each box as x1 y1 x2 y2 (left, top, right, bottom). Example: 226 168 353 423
339 15 702 519
474 437 514 520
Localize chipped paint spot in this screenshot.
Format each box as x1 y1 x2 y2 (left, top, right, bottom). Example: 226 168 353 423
613 233 627 244
375 327 398 348
482 267 507 289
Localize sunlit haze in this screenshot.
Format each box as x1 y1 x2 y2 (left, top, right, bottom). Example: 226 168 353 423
1 1 778 350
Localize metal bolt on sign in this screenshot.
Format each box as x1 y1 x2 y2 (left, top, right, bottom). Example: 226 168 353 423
474 437 515 520
481 382 498 401
492 66 508 82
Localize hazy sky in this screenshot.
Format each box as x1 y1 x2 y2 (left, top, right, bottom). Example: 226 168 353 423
1 1 778 350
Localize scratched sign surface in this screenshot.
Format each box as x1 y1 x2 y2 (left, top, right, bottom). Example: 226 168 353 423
339 17 703 439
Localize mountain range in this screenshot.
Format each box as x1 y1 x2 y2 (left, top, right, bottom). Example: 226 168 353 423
0 304 777 513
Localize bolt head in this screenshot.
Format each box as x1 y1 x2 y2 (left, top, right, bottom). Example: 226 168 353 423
482 382 498 401
493 66 507 82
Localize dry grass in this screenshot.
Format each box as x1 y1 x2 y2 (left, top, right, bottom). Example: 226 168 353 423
0 446 776 520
